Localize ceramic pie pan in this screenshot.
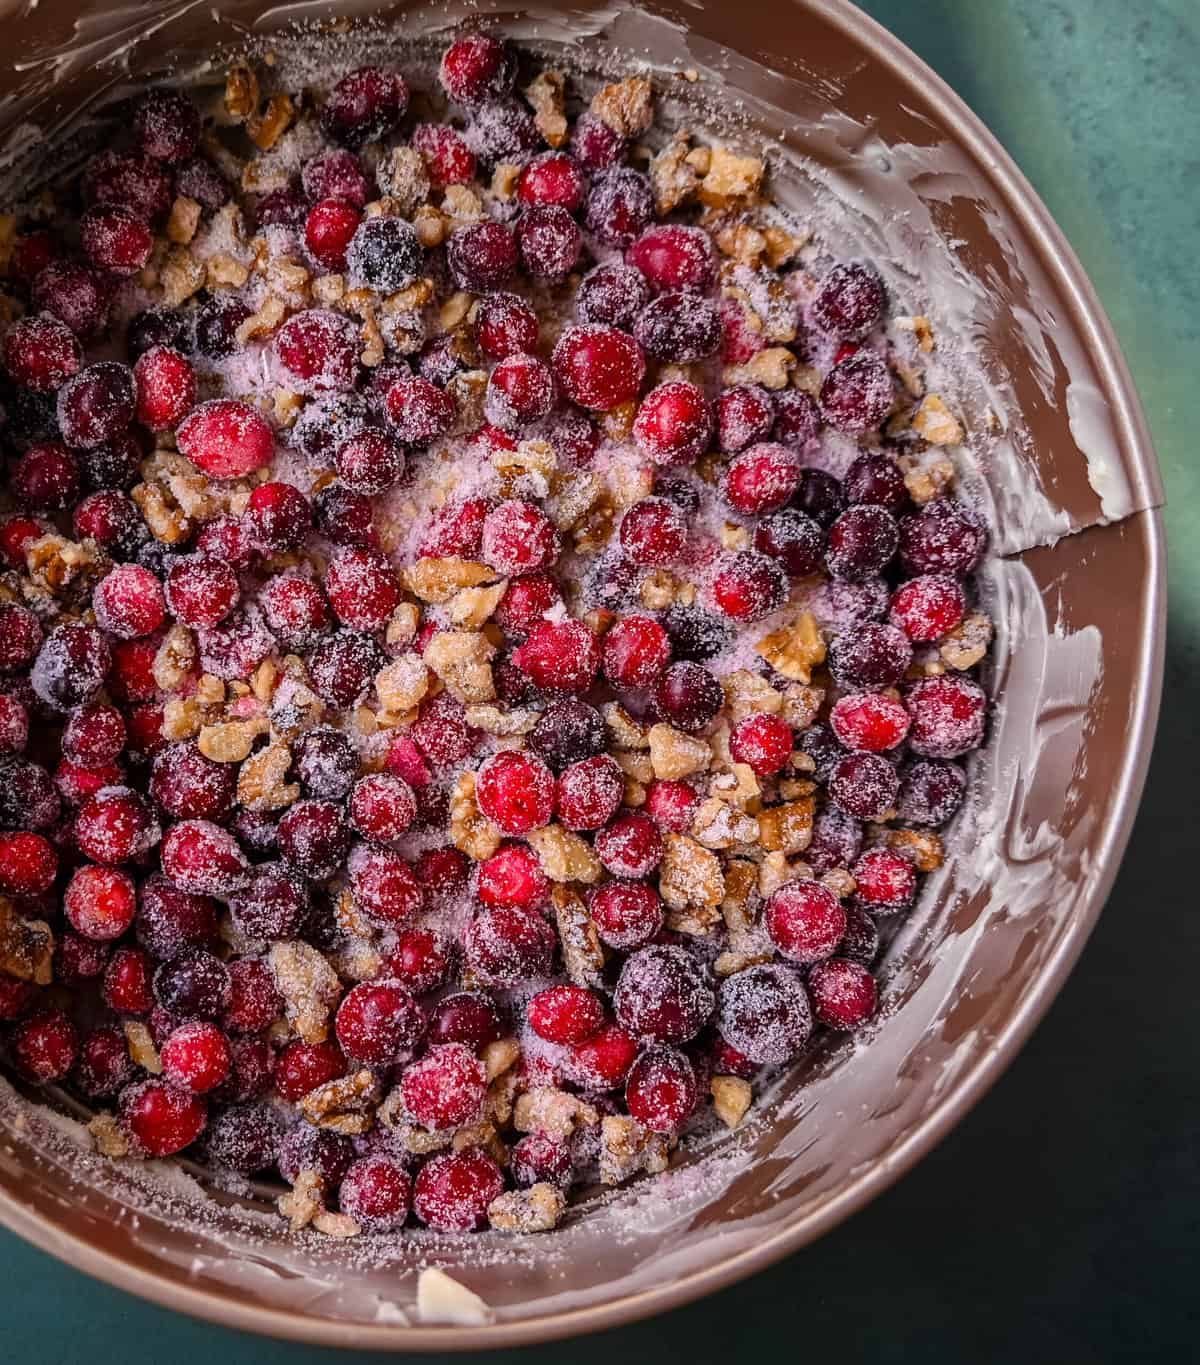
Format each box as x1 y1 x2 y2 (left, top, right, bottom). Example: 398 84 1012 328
0 0 1165 1349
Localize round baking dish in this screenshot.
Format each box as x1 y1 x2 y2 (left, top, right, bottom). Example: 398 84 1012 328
0 0 1165 1349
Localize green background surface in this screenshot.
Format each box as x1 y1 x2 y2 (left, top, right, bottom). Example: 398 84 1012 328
3 3 1198 1362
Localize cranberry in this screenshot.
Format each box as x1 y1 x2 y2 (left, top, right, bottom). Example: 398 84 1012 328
204 1102 280 1172
274 1038 348 1102
715 385 772 453
223 957 282 1034
524 984 601 1046
645 778 700 833
2 313 81 392
853 847 918 912
819 350 894 433
828 622 913 688
722 443 801 516
471 298 536 366
132 345 196 430
630 222 716 289
31 260 108 336
475 749 555 836
517 203 582 279
587 881 664 951
634 291 721 363
904 674 987 758
279 1123 354 1187
440 33 515 103
841 455 906 516
153 947 231 1019
193 294 251 359
429 992 504 1050
0 696 28 754
751 508 822 578
0 603 43 671
10 1008 77 1081
889 575 966 642
332 979 423 1067
260 575 329 648
160 1020 232 1094
322 548 399 631
56 362 135 449
825 504 900 580
512 620 600 694
518 150 585 210
421 497 492 559
177 398 274 478
464 905 555 983
73 784 156 865
766 879 847 964
79 205 153 276
552 324 646 411
321 67 409 147
618 497 685 568
631 382 711 467
411 122 477 189
74 1025 134 1097
447 221 518 292
72 490 138 548
0 976 33 1022
413 1147 505 1232
729 713 794 776
602 615 672 690
400 1043 486 1132
897 758 967 826
528 698 606 772
576 264 651 329
415 846 470 898
0 758 60 831
555 754 623 831
126 307 187 358
571 110 626 169
119 1079 206 1155
720 298 766 365
615 945 713 1045
593 811 663 879
410 693 477 769
626 1047 698 1133
334 1154 411 1230
838 904 880 966
585 167 653 247
716 962 811 1064
485 351 556 428
64 864 136 941
8 231 59 284
808 957 878 1030
166 557 240 629
345 214 421 293
710 551 787 623
511 1133 573 1187
275 309 361 394
302 149 368 206
161 819 251 895
174 157 230 212
465 97 540 166
829 751 900 821
197 606 276 681
253 185 307 229
246 481 311 551
347 773 416 844
307 630 384 708
349 847 421 928
130 88 199 163
93 564 166 640
229 865 308 940
899 499 987 576
478 842 547 911
136 874 219 958
313 482 377 551
383 375 456 445
10 441 79 511
654 661 723 734
794 469 846 530
830 692 911 753
277 800 350 880
565 1023 638 1089
811 262 886 339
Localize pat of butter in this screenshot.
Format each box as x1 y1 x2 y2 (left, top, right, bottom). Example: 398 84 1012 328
416 1268 493 1325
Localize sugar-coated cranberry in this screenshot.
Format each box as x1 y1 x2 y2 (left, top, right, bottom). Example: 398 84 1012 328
166 557 240 628
512 619 601 694
720 298 766 365
525 985 602 1046
626 226 716 297
591 811 661 880
79 205 153 276
302 149 369 206
11 441 79 511
602 615 672 691
306 630 384 708
515 203 581 280
160 1020 232 1094
260 575 329 648
464 904 556 986
571 110 627 169
791 471 843 534
277 799 350 881
565 1022 638 1090
722 443 801 516
118 1078 206 1155
717 962 811 1064
10 1008 77 1082
829 751 900 821
275 309 361 394
555 753 623 831
335 1154 411 1230
811 261 886 338
904 674 987 758
618 498 686 569
853 846 918 912
645 777 699 833
615 945 714 1045
897 758 967 826
576 265 651 331
126 307 188 359
173 157 229 212
203 1102 280 1172
136 874 220 959
766 879 847 963
74 1024 134 1097
0 758 59 831
345 773 415 844
447 220 518 292
440 33 515 103
350 847 423 928
346 214 421 292
710 551 787 622
8 230 59 284
654 660 723 734
510 1132 573 1187
588 880 664 951
246 481 311 551
843 454 907 515
478 842 547 912
278 1123 355 1188
485 351 556 428
56 362 135 449
626 1047 699 1133
820 350 894 433
229 865 308 940
64 864 136 941
635 291 721 363
383 374 456 445
410 122 476 190
729 712 794 777
31 623 111 711
410 692 478 769
428 992 504 1049
526 699 605 775
552 324 646 411
74 785 157 865
826 504 899 580
324 548 400 630
274 1038 348 1102
252 185 307 229
899 498 988 576
889 574 966 641
0 603 43 671
476 749 555 836
133 345 196 430
161 819 251 895
413 1147 505 1232
474 294 536 361
518 150 585 210
0 696 28 755
131 88 199 163
222 957 282 1035
92 564 165 640
335 979 425 1066
193 294 251 359
2 313 82 392
632 382 711 467
830 693 909 762
383 927 449 997
586 168 654 247
72 489 139 550
808 957 878 1030
153 947 231 1019
177 398 274 477
464 96 540 166
717 385 774 453
55 930 111 986
198 604 275 683
400 1042 487 1131
321 66 409 146
828 622 913 688
31 260 109 337
751 508 823 578
421 497 491 560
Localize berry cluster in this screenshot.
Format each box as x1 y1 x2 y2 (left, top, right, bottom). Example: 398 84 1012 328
0 32 989 1238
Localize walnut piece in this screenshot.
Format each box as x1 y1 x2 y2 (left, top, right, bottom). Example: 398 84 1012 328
756 611 826 682
553 885 605 987
940 612 993 670
424 630 496 704
237 744 299 811
711 1075 753 1128
590 76 654 137
0 898 54 984
300 1068 381 1134
599 1115 670 1185
700 146 765 207
527 824 602 884
488 1183 565 1233
513 1087 599 1142
123 1020 161 1074
405 557 495 604
757 796 816 855
911 393 964 445
648 723 712 780
886 828 945 872
450 771 502 861
650 132 703 213
198 716 269 763
166 196 202 246
278 1169 324 1230
88 1112 131 1158
524 70 568 147
659 833 725 911
691 796 759 851
448 579 508 630
269 941 341 1043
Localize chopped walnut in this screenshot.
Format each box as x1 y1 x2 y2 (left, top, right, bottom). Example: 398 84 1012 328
822 868 857 899
88 1112 130 1158
599 1115 670 1185
464 703 537 737
269 675 324 736
481 1037 521 1083
650 132 703 213
611 749 653 785
235 294 288 344
900 452 956 505
758 852 807 898
300 1069 381 1134
312 1210 361 1239
376 146 431 215
720 858 759 935
447 581 508 631
166 196 202 246
709 761 762 809
590 76 654 137
757 795 816 855
711 1075 753 1128
527 824 602 884
248 94 295 151
404 557 496 604
123 1020 161 1074
269 941 341 1043
692 796 759 851
722 345 796 390
604 702 650 751
237 744 299 811
757 611 826 682
911 393 964 445
0 898 53 984
223 63 260 120
159 244 206 306
648 723 711 781
722 669 784 723
659 833 724 911
488 1183 565 1233
423 629 496 704
278 1169 323 1231
375 655 431 717
524 70 568 147
552 885 605 987
700 146 765 208
780 682 825 731
442 184 485 225
198 715 269 763
513 1087 599 1142
449 771 502 861
886 828 945 872
940 612 993 670
714 948 773 977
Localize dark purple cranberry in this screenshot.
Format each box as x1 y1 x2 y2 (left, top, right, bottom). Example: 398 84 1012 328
528 699 606 772
277 799 351 881
614 945 714 1044
828 622 912 688
510 1132 572 1187
805 803 864 873
660 605 731 663
829 751 900 820
899 499 987 577
897 758 968 826
634 291 721 363
428 992 505 1048
293 726 358 799
292 393 373 462
819 351 894 434
233 809 279 860
0 382 57 440
133 88 200 163
576 264 651 329
799 724 847 783
346 215 422 293
0 757 60 830
811 262 886 339
127 308 188 359
844 452 909 513
194 294 252 360
136 875 219 959
312 481 377 547
229 865 309 940
31 261 108 337
31 624 111 710
56 362 136 449
205 1103 281 1173
153 948 231 1019
772 389 821 448
464 98 539 166
808 575 890 631
754 508 824 576
585 169 654 247
415 335 467 388
76 433 143 491
838 905 880 967
652 474 702 519
654 661 723 733
253 186 308 229
446 221 518 293
320 67 409 148
571 111 627 171
174 157 231 213
716 962 811 1064
793 468 844 529
825 504 899 579
307 631 385 708
581 550 641 611
278 1122 355 1186
517 204 582 279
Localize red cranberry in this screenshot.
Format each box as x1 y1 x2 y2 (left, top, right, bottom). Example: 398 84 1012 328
475 750 555 836
626 1047 699 1132
414 846 470 898
223 957 282 1034
565 1022 638 1089
229 865 308 940
31 260 109 336
120 1079 206 1155
72 489 139 547
56 362 135 449
478 842 547 911
339 1154 412 1230
826 504 900 579
710 1036 758 1081
253 185 307 229
766 879 847 963
0 696 28 754
411 122 477 188
614 945 714 1044
730 713 794 776
79 205 152 276
8 231 59 283
161 1020 231 1093
322 547 398 630
348 773 416 843
528 698 606 771
386 927 449 996
518 203 582 279
0 603 43 671
11 441 79 511
528 985 604 1046
64 864 136 941
260 575 329 648
722 443 801 516
177 398 274 477
335 979 425 1066
576 264 651 329
890 575 966 641
314 482 377 548
831 692 911 752
829 751 900 820
819 350 894 433
464 97 540 166
585 168 654 247
463 905 555 983
654 660 723 734
853 847 918 912
808 958 878 1029
645 778 699 833
518 150 585 210
161 819 251 894
552 324 646 411
274 1038 348 1102
0 976 33 1022
511 1132 573 1187
485 352 556 428
632 382 711 467
627 224 716 292
11 1008 78 1081
594 811 663 879
716 962 811 1064
720 298 765 364
135 874 219 958
710 551 787 623
828 622 913 688
277 307 362 394
2 313 82 392
447 221 518 292
717 385 774 453
587 880 664 950
153 947 231 1019
413 1147 504 1232
302 149 368 205
475 293 539 360
401 1042 487 1131
844 453 908 514
623 497 693 570
491 573 559 641
383 374 456 445
279 1123 354 1186
92 564 165 640
429 992 504 1049
602 615 672 690
321 67 409 147
410 693 478 769
74 786 158 864
246 481 311 551
74 1024 134 1097
345 215 421 293
512 620 600 695
277 800 350 880
772 389 822 448
166 557 239 629
897 758 967 826
0 517 45 569
555 754 623 831
904 674 987 758
133 345 196 429
571 110 626 169
811 262 886 339
481 499 559 575
899 499 987 576
350 847 423 928
440 33 515 103
634 291 721 363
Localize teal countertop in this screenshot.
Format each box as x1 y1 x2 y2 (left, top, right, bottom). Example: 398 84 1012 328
4 4 1197 1362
